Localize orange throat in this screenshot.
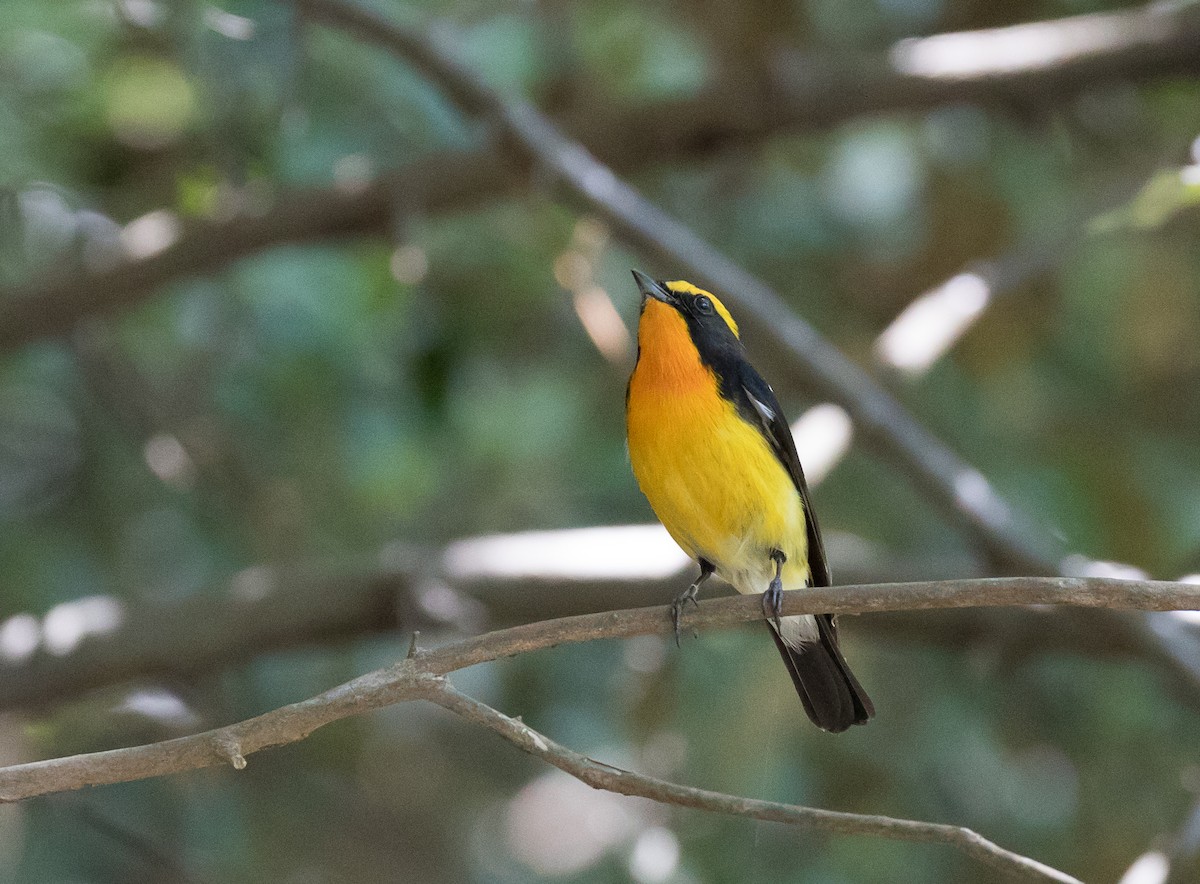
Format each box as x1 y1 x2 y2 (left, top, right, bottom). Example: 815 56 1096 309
630 300 710 394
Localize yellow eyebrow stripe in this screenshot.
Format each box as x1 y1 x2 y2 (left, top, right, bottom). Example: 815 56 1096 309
664 280 740 338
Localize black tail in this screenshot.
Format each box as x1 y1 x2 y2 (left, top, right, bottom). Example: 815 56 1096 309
768 614 873 733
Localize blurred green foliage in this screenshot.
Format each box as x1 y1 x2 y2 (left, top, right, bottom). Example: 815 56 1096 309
2 0 1200 882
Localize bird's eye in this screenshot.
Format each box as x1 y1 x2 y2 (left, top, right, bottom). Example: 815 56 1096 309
694 296 714 315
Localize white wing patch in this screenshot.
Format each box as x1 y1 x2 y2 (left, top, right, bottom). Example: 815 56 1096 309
745 389 776 428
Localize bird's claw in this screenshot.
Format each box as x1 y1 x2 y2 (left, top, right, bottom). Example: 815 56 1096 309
670 585 701 647
763 577 783 630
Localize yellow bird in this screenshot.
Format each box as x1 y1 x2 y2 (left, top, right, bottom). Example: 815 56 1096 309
625 270 873 732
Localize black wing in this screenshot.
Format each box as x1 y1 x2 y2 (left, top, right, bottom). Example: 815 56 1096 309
734 362 831 588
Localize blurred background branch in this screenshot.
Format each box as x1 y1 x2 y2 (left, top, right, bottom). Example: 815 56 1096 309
4 3 1198 351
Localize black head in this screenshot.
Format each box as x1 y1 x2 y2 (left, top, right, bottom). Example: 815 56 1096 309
631 270 741 346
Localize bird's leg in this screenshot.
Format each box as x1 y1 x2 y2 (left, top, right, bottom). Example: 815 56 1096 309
763 549 786 629
671 559 714 646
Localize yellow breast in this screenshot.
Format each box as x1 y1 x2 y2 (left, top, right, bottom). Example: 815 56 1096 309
626 301 810 593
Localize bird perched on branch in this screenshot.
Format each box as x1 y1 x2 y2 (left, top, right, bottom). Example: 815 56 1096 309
625 270 873 733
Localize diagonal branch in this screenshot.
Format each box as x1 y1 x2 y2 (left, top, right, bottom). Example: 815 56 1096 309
1 576 1196 804
423 677 1082 884
292 0 1061 576
4 5 1198 353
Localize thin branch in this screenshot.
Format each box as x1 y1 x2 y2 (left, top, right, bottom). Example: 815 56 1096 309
4 4 1198 353
11 579 1193 882
412 577 1200 676
424 678 1081 884
1 576 1197 804
11 540 1200 716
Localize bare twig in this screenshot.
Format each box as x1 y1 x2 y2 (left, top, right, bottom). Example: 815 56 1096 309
1 576 1197 804
2 580 1192 881
12 538 1200 715
424 678 1082 884
411 577 1200 675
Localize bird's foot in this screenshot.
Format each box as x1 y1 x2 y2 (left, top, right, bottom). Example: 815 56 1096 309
670 584 701 647
762 577 784 630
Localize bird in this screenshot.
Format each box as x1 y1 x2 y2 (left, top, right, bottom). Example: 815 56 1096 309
625 269 873 733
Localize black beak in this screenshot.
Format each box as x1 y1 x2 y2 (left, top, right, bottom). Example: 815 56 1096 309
631 269 674 306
